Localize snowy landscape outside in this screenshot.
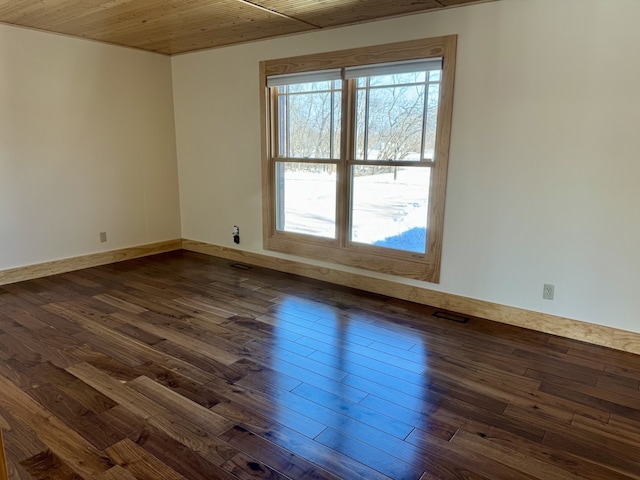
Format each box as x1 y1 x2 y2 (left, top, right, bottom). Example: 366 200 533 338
279 166 430 253
274 66 441 255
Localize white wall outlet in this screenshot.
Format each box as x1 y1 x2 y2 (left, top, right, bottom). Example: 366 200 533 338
99 231 107 243
543 283 554 300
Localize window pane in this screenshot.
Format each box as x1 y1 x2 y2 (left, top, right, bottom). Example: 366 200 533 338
355 88 367 160
428 70 441 82
277 82 341 159
354 80 426 161
350 166 430 254
285 80 334 93
423 83 440 160
275 162 336 238
333 91 342 159
357 71 426 88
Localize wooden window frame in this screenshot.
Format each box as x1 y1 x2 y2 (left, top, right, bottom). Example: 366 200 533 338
260 35 457 283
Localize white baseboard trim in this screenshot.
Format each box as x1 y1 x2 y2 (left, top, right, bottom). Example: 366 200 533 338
182 239 640 355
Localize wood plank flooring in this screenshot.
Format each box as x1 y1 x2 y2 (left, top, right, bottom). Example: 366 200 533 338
0 250 639 479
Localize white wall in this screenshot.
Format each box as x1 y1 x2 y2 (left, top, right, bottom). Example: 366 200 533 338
172 0 640 334
0 25 181 270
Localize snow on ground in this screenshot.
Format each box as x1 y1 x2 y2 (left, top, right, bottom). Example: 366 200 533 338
281 167 430 250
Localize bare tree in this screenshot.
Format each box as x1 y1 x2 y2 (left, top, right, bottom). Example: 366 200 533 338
279 72 440 177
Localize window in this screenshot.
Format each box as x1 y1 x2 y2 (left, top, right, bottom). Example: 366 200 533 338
260 36 456 282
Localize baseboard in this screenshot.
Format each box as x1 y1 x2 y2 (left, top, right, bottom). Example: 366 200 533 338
182 239 640 355
5 238 637 356
0 239 182 286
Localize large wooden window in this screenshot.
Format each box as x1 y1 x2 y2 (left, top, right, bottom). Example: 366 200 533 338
260 36 456 282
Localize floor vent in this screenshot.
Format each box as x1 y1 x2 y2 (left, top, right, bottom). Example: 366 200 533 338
433 311 469 323
230 263 252 270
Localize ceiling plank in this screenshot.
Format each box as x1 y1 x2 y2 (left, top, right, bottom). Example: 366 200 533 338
247 0 444 28
0 0 498 54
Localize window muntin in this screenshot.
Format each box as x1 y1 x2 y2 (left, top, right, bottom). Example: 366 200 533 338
261 36 456 282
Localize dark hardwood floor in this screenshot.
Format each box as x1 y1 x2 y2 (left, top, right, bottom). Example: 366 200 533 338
1 251 640 479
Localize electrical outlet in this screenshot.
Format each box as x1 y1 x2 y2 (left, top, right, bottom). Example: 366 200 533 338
99 232 107 243
543 283 554 300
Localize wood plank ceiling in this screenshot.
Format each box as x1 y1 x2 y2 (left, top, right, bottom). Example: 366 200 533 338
0 0 497 55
